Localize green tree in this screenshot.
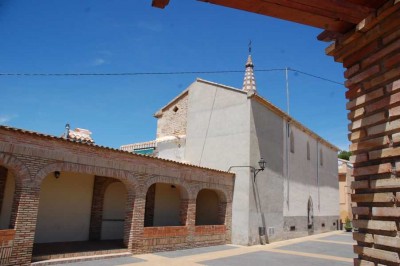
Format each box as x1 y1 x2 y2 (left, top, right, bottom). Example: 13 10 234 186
338 150 352 160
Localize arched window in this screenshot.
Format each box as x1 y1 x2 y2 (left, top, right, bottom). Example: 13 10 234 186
306 141 310 160
290 131 294 153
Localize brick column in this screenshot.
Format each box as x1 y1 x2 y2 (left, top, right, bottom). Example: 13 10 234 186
327 2 400 265
221 201 232 243
124 188 135 248
185 198 196 247
130 196 146 253
89 176 116 240
8 185 40 266
0 167 8 215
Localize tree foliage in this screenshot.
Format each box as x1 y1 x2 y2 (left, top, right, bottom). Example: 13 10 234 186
338 150 352 160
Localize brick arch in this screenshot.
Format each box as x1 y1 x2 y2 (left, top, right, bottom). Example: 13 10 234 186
143 176 192 227
34 162 139 191
0 152 31 186
192 184 230 203
143 176 191 200
193 185 230 226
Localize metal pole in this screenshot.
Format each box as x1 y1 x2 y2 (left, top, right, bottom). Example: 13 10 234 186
285 67 290 115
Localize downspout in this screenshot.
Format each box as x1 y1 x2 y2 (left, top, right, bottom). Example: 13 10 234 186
286 121 290 209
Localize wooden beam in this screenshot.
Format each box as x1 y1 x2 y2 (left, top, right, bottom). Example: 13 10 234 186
152 0 170 9
258 0 373 23
200 0 355 31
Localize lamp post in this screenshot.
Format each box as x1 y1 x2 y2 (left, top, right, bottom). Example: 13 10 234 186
253 158 267 182
227 157 267 182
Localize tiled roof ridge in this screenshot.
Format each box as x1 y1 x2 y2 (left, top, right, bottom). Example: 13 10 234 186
0 125 232 175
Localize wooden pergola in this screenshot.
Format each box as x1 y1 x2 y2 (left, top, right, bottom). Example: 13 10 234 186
151 1 400 265
152 0 387 41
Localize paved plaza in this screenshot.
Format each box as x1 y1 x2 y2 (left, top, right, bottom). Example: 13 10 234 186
52 231 354 266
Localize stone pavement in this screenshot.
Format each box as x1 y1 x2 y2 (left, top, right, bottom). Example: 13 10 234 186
54 231 354 266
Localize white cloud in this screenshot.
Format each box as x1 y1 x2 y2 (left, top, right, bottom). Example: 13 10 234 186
0 114 17 124
92 58 106 66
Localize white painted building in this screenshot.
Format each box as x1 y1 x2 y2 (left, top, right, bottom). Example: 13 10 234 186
121 54 339 245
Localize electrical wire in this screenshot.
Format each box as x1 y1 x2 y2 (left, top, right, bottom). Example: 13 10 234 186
0 68 344 85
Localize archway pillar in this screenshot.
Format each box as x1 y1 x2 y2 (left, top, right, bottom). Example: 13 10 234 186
88 176 118 241
183 198 196 246
327 2 400 265
129 195 146 254
8 184 40 266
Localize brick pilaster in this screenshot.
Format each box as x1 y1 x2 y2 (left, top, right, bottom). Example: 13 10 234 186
327 2 400 265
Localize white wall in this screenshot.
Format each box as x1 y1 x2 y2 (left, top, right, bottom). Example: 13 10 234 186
283 124 339 218
101 182 127 240
249 100 285 243
35 172 94 243
153 183 181 226
0 171 15 229
184 80 252 245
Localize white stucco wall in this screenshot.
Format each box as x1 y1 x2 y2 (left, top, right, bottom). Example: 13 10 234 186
153 183 181 226
249 100 285 243
101 182 127 240
283 123 339 219
35 172 94 243
157 138 186 162
0 171 15 229
184 80 252 245
160 79 338 244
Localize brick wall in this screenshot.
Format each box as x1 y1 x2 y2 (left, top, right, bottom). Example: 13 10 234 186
0 126 235 264
0 229 15 265
327 2 400 265
156 92 188 138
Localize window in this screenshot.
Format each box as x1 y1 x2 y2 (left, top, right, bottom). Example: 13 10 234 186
319 148 323 166
173 106 179 112
290 131 294 153
306 142 310 160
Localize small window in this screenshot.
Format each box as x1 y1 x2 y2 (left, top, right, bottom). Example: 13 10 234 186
290 131 294 153
319 148 323 166
290 226 296 231
173 106 179 112
306 142 310 160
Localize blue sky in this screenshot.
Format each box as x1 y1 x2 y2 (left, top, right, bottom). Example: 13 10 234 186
0 0 349 150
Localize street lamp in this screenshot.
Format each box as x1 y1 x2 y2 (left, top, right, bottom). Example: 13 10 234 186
253 158 267 182
227 157 267 182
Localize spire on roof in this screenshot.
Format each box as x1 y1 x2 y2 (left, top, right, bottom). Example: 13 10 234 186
242 42 257 93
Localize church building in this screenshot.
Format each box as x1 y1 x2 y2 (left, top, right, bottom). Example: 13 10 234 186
121 54 340 245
